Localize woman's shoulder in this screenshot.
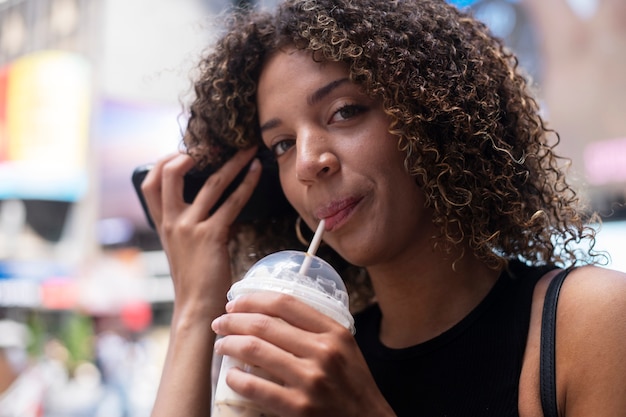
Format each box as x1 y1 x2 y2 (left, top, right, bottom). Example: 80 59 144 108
555 264 626 351
556 265 626 324
549 265 626 414
531 263 626 313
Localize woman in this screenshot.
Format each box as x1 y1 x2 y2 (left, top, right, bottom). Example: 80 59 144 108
142 0 626 415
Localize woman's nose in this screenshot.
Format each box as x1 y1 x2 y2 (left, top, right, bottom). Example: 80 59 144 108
295 129 339 183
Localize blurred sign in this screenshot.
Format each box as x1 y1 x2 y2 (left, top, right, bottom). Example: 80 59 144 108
584 137 626 186
0 66 7 161
40 277 79 310
94 99 182 227
0 50 91 201
0 259 72 308
447 0 481 8
0 278 40 308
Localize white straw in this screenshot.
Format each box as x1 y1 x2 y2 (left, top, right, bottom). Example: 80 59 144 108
298 219 325 275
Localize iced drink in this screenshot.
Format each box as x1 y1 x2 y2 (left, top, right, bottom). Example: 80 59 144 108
212 233 354 417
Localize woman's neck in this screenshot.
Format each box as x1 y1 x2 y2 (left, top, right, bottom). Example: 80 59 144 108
366 247 501 348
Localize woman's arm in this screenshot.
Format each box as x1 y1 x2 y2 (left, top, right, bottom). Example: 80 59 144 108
556 265 626 416
142 147 261 416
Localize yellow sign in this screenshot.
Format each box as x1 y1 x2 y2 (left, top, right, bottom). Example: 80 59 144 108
1 50 91 200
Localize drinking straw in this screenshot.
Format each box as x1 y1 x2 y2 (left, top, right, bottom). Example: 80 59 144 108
298 219 325 275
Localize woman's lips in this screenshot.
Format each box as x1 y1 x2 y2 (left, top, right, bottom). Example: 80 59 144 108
315 197 362 231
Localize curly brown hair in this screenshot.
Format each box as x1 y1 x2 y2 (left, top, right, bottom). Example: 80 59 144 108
183 0 600 311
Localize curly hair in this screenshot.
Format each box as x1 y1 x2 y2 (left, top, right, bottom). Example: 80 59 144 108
183 0 600 311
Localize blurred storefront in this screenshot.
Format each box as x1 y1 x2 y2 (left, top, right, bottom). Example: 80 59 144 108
0 0 209 415
0 0 625 416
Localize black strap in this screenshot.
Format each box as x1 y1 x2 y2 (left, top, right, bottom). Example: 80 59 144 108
539 267 573 417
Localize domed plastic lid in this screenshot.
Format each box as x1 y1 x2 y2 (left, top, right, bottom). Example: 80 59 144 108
229 250 354 333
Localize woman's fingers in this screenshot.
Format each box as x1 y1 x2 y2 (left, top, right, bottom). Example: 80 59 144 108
191 147 261 226
159 154 198 228
223 292 350 338
211 295 374 417
214 309 317 358
215 332 297 382
141 147 260 232
212 292 355 372
221 361 300 417
140 152 183 229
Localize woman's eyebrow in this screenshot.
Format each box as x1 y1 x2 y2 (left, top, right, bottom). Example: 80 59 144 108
260 77 350 133
308 77 350 106
260 118 281 133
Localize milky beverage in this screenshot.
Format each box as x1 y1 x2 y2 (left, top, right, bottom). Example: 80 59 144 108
212 221 354 417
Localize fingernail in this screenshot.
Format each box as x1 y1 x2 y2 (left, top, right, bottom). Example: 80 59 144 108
225 300 235 312
211 317 222 332
214 338 222 353
249 158 260 172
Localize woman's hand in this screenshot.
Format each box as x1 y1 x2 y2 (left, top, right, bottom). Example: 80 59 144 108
211 292 396 417
141 147 261 319
142 147 261 417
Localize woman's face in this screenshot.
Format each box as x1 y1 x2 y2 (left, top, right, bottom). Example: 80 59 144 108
257 49 434 267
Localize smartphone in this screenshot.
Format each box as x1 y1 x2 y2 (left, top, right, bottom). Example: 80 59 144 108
131 148 293 229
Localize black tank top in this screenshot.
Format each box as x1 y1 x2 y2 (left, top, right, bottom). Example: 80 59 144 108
354 261 554 417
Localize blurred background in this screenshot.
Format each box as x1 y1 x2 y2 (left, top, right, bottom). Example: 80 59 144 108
0 0 624 415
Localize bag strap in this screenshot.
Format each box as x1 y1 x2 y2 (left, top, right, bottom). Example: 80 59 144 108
539 267 574 417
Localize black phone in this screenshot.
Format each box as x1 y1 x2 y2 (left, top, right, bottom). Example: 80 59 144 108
131 148 293 229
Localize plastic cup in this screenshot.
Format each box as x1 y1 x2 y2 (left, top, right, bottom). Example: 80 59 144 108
212 250 354 417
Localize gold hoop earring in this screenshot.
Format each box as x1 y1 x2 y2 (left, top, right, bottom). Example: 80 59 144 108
295 216 327 248
295 216 309 246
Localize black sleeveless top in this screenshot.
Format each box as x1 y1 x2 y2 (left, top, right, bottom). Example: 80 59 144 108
354 261 554 417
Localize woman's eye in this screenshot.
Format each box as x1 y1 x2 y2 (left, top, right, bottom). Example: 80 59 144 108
330 104 368 123
271 139 295 157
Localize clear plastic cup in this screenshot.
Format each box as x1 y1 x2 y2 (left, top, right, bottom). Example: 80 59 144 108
212 250 354 417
